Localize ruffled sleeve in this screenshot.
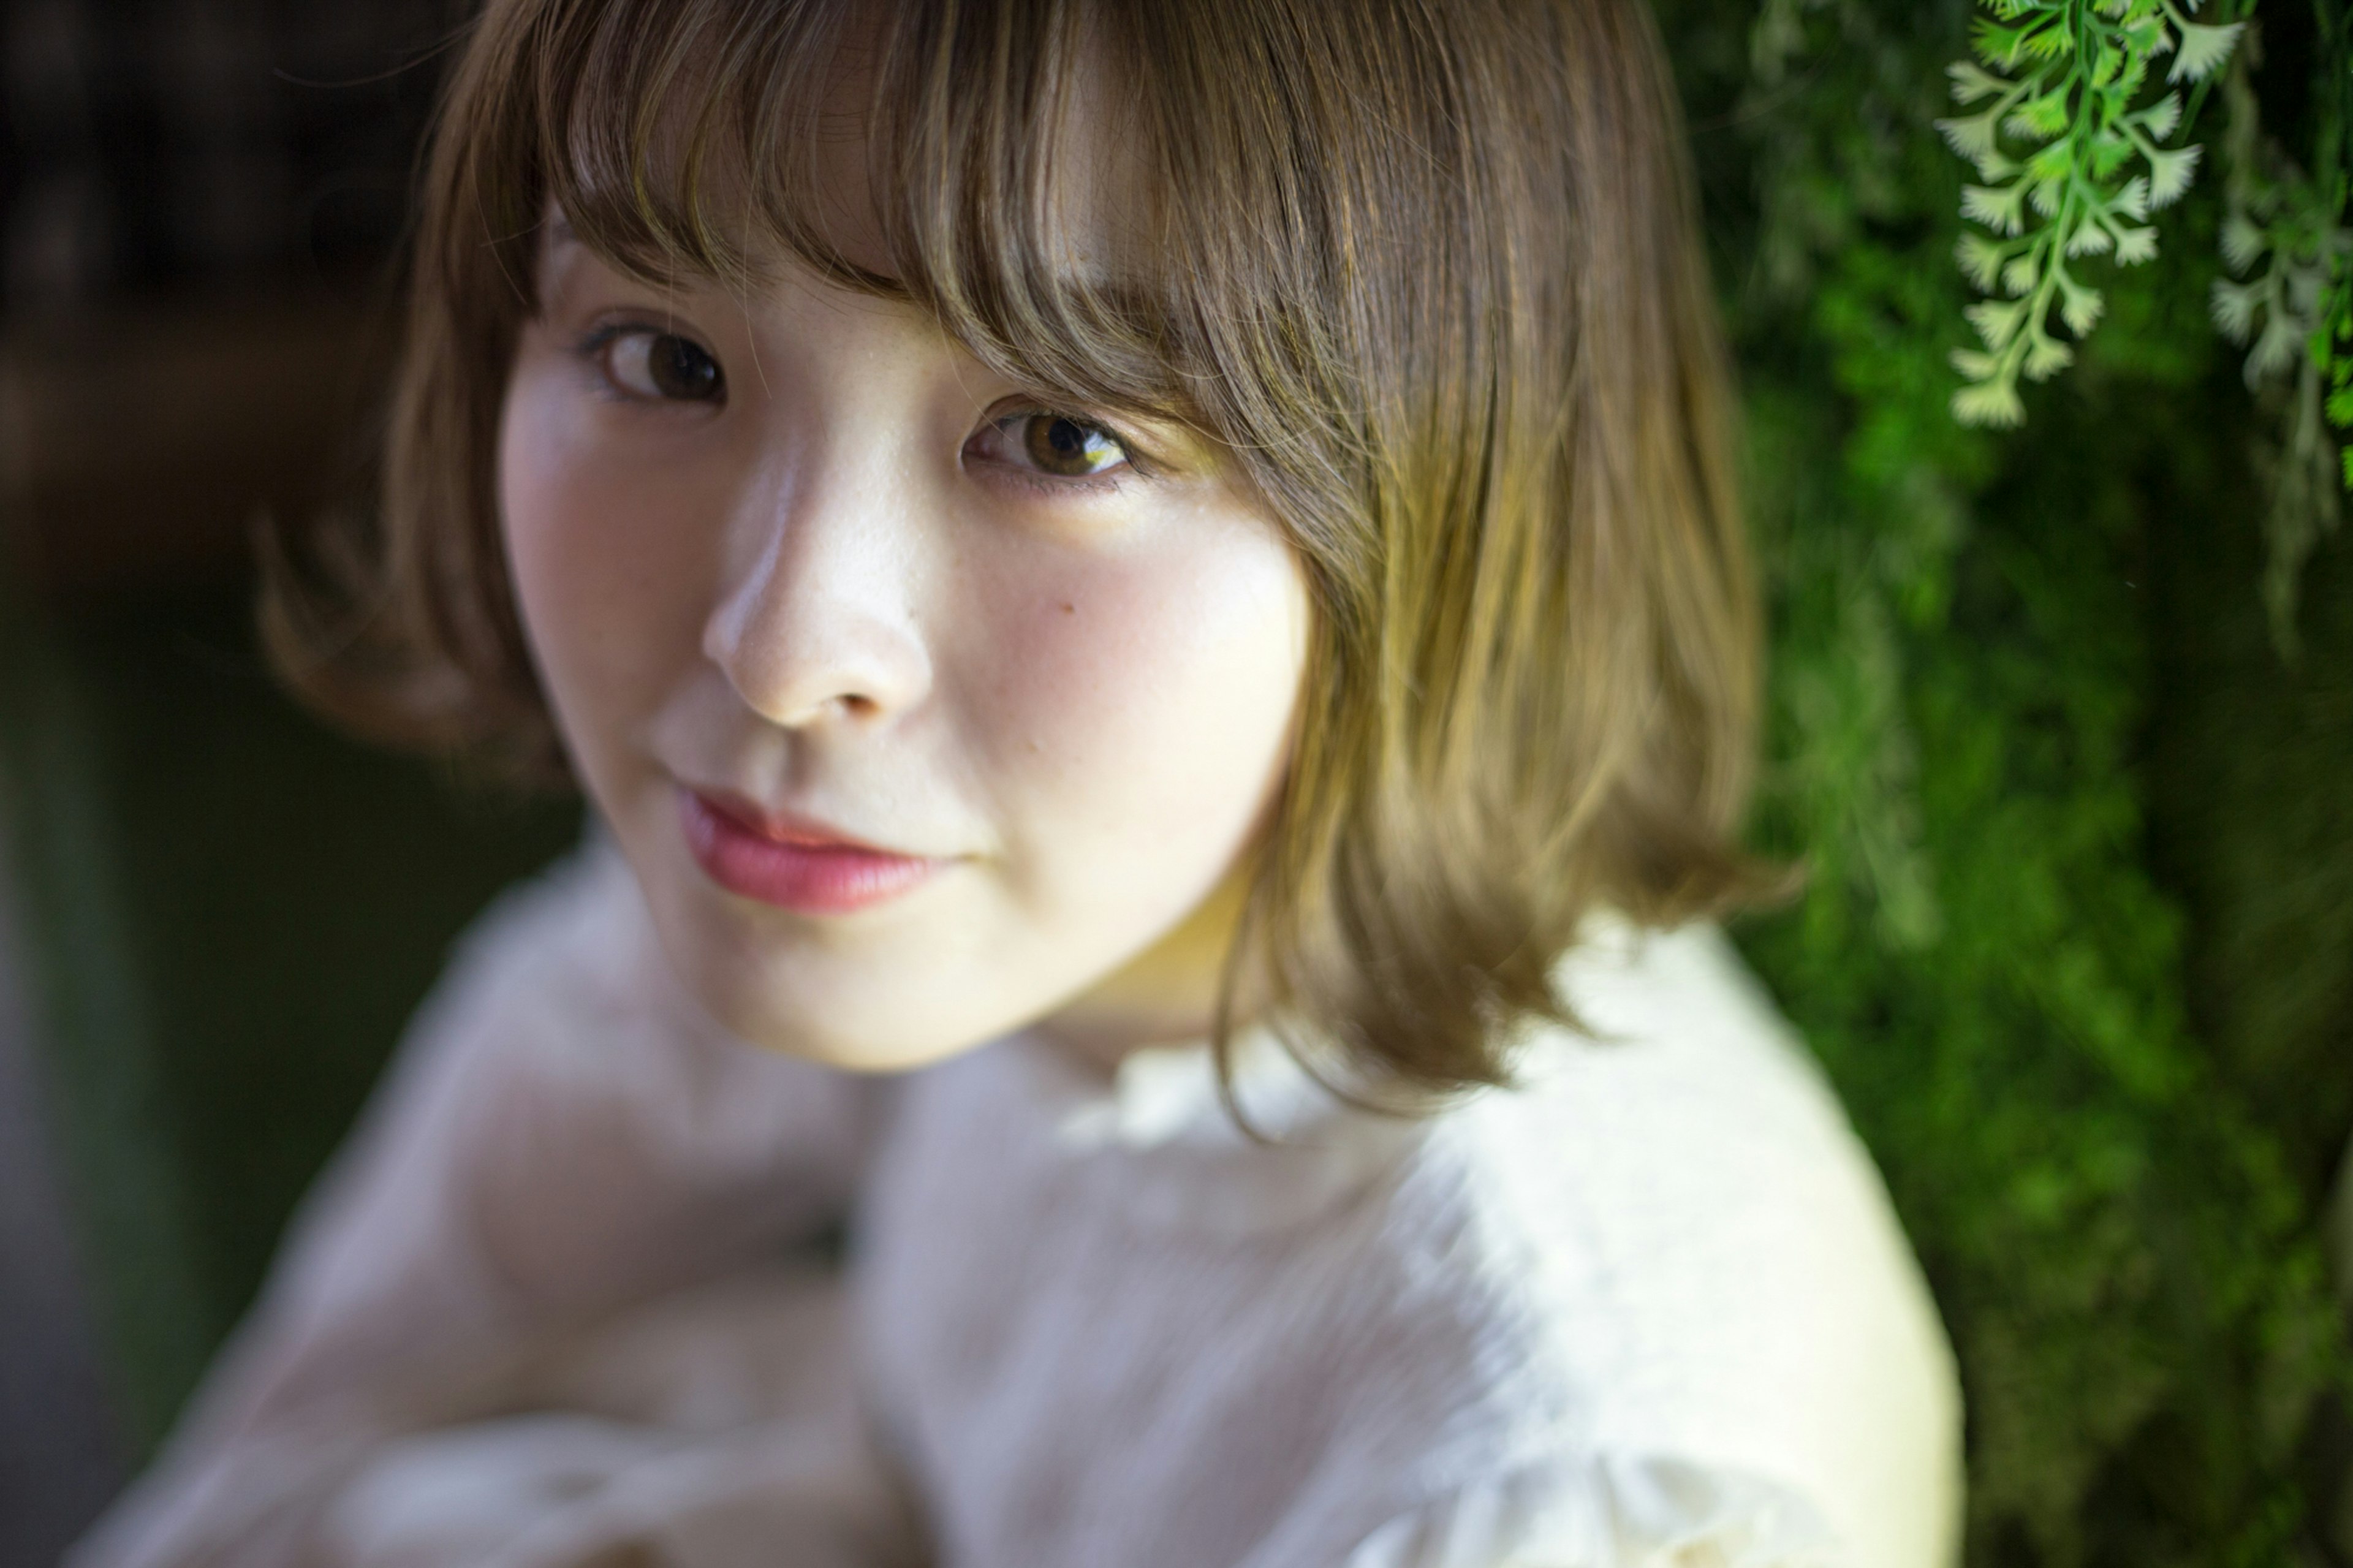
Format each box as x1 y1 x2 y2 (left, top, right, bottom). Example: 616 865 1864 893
1344 1455 1848 1568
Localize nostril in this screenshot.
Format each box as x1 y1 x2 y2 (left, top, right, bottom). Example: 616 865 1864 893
698 517 935 727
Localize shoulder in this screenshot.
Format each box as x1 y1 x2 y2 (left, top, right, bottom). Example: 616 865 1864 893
1339 1452 1847 1568
1382 920 1961 1568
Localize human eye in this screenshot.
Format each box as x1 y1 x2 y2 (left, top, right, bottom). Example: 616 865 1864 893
965 407 1137 492
580 324 726 404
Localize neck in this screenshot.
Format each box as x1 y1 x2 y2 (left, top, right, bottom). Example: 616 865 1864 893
1029 867 1262 1076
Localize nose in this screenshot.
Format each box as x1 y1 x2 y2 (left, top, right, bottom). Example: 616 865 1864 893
702 455 935 729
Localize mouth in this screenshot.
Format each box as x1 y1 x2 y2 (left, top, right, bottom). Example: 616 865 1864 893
678 788 952 915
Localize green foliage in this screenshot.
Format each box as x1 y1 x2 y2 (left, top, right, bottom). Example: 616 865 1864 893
2207 4 2353 653
1656 0 2353 1560
1938 0 2245 425
1939 0 2353 653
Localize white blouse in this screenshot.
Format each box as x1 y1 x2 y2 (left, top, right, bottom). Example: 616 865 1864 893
72 843 1962 1568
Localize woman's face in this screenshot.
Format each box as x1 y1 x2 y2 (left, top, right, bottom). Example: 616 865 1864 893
498 221 1310 1072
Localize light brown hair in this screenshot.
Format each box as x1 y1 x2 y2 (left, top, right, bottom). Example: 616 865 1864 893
268 0 1769 1099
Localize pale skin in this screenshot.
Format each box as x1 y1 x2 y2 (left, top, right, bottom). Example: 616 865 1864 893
496 208 1311 1075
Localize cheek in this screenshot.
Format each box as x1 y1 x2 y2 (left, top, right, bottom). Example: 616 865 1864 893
496 370 722 754
975 519 1309 892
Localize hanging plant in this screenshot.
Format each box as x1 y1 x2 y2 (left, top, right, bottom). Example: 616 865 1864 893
1938 0 2247 427
1942 0 2353 655
2207 12 2352 654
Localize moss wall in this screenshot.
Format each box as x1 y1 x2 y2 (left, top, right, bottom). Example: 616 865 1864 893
1659 1 2353 1561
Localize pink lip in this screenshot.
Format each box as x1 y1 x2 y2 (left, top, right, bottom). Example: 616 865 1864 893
679 790 949 914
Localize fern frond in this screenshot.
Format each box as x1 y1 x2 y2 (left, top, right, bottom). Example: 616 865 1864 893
1942 0 2241 424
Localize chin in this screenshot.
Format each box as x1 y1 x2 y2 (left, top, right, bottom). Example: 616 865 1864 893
618 847 974 1074
679 944 990 1075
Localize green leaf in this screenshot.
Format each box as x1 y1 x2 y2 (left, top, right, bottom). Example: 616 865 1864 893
1952 371 2028 426
2143 143 2202 208
2003 249 2045 294
1964 180 2033 236
2086 129 2137 181
2026 140 2076 186
1938 108 2004 167
2022 330 2075 379
2249 316 2303 381
2021 20 2074 60
2109 47 2153 100
2221 214 2268 273
1957 231 2011 290
2111 221 2159 263
1972 17 2033 68
2067 219 2117 257
1968 295 2034 350
2167 20 2244 84
2135 91 2183 141
1952 346 2008 379
2056 271 2107 335
1947 59 2013 106
2007 86 2074 140
2211 278 2260 342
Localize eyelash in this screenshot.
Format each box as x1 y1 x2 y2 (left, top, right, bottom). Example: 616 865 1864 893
572 321 723 407
566 321 1153 499
971 407 1151 499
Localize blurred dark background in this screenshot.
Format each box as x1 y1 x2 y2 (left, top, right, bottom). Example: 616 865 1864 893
0 5 578 1562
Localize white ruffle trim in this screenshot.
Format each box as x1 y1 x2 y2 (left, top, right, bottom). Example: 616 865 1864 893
1344 1453 1847 1568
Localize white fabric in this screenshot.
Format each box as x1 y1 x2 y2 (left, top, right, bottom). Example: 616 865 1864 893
72 842 1962 1568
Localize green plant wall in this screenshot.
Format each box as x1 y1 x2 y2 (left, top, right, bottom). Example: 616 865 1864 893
1658 1 2353 1562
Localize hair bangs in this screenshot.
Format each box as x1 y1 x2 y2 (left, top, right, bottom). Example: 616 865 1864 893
510 0 1203 430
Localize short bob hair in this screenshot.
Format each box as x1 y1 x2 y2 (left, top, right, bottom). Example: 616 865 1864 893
268 0 1768 1100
